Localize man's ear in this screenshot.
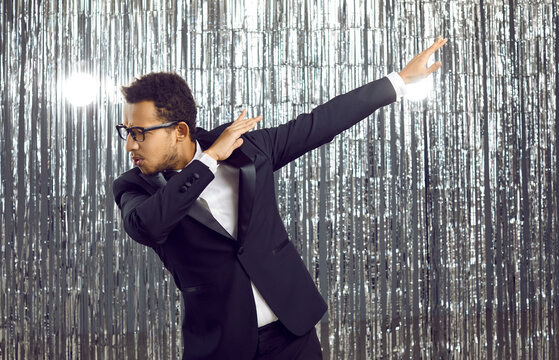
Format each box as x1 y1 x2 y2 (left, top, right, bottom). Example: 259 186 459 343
175 122 190 142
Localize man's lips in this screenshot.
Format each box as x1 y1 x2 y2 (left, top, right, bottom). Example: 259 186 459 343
131 156 144 166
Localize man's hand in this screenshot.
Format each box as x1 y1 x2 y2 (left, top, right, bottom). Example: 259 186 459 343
399 36 448 84
204 110 263 161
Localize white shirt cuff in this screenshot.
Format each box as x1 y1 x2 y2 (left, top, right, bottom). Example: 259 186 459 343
386 71 406 99
197 152 219 174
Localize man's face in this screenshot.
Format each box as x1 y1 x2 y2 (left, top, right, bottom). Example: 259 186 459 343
123 101 179 175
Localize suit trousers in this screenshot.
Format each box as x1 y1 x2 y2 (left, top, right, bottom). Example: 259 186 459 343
254 321 323 359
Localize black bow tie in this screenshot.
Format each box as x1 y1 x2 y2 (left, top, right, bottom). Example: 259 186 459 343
163 170 178 181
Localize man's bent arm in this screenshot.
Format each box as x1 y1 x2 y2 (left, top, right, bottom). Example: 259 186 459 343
113 160 215 246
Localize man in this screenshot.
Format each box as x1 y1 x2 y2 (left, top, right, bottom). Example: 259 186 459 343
113 37 448 359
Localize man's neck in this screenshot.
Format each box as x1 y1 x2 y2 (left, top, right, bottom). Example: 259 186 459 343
169 139 197 170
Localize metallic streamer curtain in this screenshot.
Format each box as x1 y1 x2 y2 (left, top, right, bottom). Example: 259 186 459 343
1 0 557 359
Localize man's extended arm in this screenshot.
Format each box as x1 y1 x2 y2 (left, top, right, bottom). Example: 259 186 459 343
204 37 449 168
251 76 396 170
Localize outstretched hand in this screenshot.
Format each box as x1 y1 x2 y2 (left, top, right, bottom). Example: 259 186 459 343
399 36 448 84
204 110 263 161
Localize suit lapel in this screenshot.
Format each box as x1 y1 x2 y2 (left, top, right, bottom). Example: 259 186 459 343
224 149 256 244
198 132 257 244
186 201 235 240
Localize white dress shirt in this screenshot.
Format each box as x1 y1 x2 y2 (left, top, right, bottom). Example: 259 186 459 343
182 72 405 328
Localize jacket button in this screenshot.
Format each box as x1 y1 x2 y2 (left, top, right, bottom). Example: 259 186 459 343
237 246 245 255
179 185 188 193
185 181 192 187
193 173 200 179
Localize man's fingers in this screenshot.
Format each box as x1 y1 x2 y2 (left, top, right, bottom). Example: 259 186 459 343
435 37 448 52
419 37 447 66
234 110 263 125
426 61 442 74
234 109 247 122
236 118 260 134
421 36 448 57
250 115 263 127
428 36 448 55
229 115 263 131
225 115 263 142
242 115 263 125
426 37 440 53
233 121 256 134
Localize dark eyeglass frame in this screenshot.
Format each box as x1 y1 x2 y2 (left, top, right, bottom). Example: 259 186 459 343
116 121 180 142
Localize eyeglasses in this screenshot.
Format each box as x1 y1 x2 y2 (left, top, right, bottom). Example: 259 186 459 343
115 121 179 142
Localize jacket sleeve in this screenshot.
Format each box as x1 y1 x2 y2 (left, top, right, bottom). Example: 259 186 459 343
113 160 215 247
245 77 396 171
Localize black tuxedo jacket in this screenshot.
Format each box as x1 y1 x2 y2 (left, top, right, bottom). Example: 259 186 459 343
113 77 396 359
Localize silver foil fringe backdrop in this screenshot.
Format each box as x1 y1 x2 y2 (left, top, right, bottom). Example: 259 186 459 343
1 0 558 359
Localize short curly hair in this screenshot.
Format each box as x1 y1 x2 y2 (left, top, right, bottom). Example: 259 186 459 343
121 72 197 141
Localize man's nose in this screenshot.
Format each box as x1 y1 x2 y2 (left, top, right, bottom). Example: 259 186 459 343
125 134 139 152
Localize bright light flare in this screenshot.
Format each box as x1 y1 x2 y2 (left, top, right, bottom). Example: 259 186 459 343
404 74 434 102
64 73 98 106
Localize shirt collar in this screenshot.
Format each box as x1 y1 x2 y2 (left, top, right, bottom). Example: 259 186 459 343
187 140 203 166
